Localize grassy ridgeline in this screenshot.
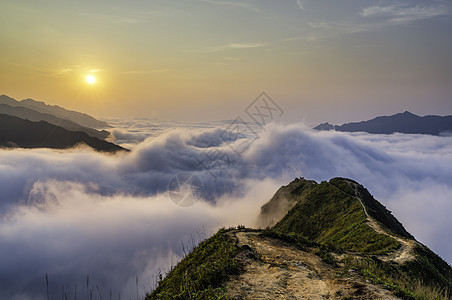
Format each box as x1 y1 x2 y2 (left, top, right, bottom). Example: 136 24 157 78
145 177 452 299
146 229 239 299
272 180 401 255
272 178 452 299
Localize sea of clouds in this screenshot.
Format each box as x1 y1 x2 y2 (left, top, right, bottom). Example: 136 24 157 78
1 119 451 299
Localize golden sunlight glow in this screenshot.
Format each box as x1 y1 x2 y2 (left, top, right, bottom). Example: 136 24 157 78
86 75 96 84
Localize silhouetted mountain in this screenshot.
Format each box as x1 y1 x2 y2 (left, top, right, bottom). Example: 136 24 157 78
0 95 110 129
314 122 335 131
0 103 109 140
147 177 451 299
314 111 452 135
0 114 126 152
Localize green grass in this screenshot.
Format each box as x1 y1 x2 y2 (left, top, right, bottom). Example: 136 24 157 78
260 230 451 300
270 177 451 298
401 245 452 292
329 178 413 239
341 254 451 300
273 180 400 255
146 177 451 299
258 177 318 227
146 228 240 299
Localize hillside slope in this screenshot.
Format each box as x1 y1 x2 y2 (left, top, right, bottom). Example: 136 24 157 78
0 103 109 139
146 177 452 299
0 114 126 153
257 177 317 228
0 94 110 129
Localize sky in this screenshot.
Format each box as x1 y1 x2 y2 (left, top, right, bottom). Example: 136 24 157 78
1 0 452 124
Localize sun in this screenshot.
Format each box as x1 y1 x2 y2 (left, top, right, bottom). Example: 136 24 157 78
85 75 96 85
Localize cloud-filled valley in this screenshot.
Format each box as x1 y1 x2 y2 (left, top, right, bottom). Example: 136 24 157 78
1 120 451 299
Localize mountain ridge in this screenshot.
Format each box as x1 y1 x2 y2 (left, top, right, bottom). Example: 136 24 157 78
0 114 126 153
0 103 110 140
146 177 452 299
0 94 110 129
314 111 452 136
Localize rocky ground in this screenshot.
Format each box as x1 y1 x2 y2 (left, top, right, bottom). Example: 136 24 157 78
223 180 421 299
226 230 402 299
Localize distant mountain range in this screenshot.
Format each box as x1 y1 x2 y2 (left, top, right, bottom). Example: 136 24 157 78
0 103 109 140
314 111 452 135
0 114 125 152
0 95 109 129
0 95 126 152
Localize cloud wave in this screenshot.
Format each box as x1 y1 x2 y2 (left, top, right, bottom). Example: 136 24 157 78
1 122 451 299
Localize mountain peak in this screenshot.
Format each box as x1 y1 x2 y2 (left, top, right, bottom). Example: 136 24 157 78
272 178 405 254
313 122 335 131
399 110 419 117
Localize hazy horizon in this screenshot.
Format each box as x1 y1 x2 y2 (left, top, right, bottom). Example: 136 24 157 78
3 92 452 129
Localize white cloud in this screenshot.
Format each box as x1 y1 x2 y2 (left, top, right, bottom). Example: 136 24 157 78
123 69 173 75
308 3 451 36
1 122 452 298
361 3 451 24
307 21 374 33
228 42 264 49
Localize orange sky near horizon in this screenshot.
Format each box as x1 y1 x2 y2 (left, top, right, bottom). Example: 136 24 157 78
1 0 451 124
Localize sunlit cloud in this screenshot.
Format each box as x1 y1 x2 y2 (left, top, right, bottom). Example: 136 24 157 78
228 42 264 49
307 21 375 33
7 63 103 79
123 69 173 74
183 42 265 53
283 36 319 42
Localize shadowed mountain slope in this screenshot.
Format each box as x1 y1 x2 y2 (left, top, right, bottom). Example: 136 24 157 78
0 94 110 129
0 103 109 139
0 114 126 153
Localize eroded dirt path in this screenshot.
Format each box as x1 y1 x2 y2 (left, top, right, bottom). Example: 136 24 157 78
346 181 417 264
226 230 400 299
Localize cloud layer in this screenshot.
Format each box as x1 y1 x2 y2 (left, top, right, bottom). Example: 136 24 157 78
1 121 451 299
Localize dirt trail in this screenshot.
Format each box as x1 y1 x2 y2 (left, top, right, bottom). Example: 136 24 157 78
345 181 416 264
226 230 400 299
